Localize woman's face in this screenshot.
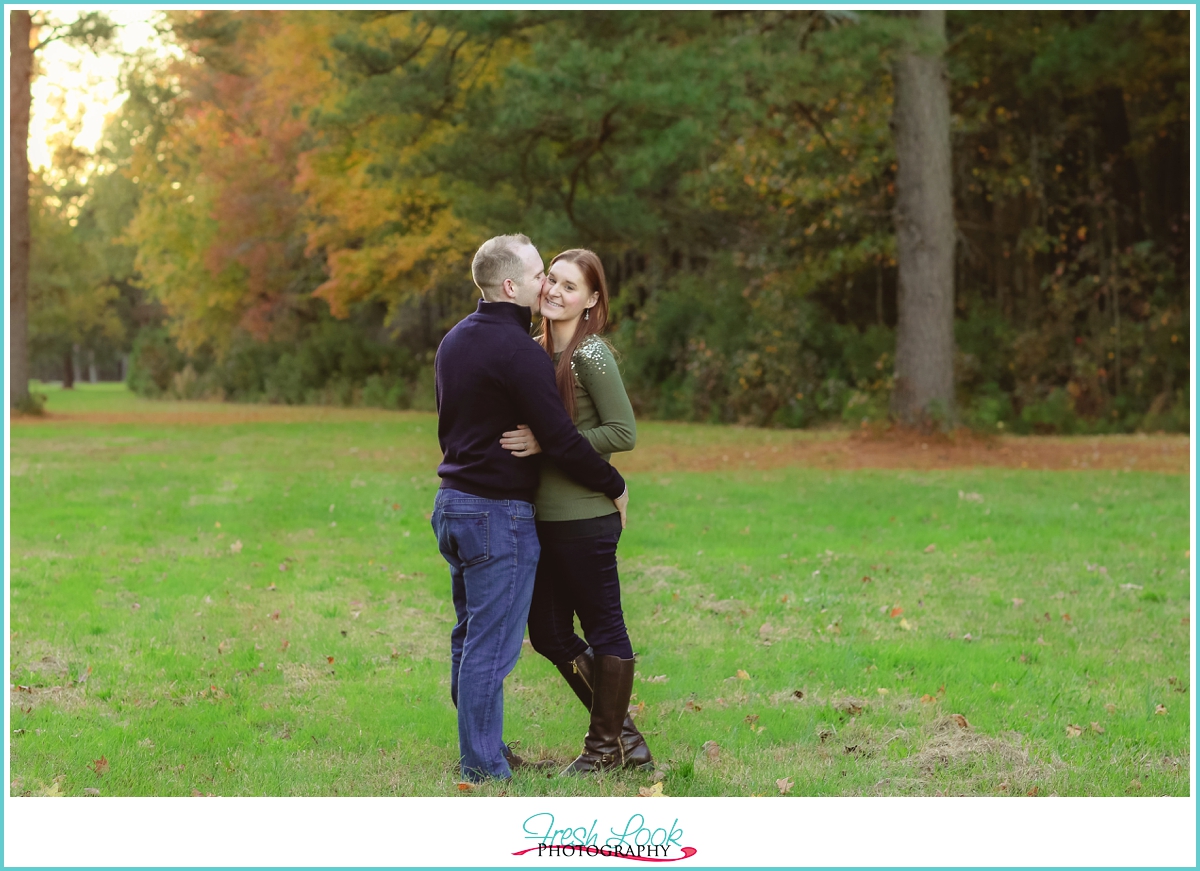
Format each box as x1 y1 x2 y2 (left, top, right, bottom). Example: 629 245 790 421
541 259 599 324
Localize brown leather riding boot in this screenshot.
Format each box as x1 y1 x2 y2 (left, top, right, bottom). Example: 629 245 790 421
561 655 637 775
556 648 653 770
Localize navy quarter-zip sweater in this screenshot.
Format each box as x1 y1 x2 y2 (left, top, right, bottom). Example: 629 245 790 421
434 300 626 504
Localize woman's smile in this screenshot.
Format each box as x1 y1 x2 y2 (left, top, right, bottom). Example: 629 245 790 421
541 259 598 322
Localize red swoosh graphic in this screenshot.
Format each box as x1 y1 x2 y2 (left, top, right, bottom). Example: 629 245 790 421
512 846 697 862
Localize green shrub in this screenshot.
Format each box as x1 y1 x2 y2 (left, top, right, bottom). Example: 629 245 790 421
362 374 411 410
127 328 186 397
410 362 438 413
1018 387 1077 434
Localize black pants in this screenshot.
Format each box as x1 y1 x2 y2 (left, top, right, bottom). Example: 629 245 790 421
527 522 634 663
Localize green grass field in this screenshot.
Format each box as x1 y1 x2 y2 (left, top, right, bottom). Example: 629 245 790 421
9 384 1192 796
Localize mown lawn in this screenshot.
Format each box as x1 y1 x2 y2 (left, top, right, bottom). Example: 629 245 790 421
9 384 1191 796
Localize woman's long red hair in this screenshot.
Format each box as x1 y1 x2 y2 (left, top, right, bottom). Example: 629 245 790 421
536 249 610 421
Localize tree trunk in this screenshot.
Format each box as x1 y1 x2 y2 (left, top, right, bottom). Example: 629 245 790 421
1096 86 1144 249
62 348 75 389
889 10 956 427
10 11 32 408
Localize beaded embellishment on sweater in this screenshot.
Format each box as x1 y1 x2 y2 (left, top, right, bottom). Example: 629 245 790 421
569 335 608 375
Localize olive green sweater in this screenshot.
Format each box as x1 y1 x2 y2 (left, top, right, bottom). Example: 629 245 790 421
534 336 636 521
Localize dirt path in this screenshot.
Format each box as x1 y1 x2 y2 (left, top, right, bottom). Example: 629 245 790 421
618 429 1189 474
15 403 1189 474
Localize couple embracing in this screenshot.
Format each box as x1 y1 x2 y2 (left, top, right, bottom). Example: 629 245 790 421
430 234 653 783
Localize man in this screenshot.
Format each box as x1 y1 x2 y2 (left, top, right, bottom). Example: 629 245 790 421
431 234 629 782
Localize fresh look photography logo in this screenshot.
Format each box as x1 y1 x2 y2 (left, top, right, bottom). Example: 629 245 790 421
513 813 697 862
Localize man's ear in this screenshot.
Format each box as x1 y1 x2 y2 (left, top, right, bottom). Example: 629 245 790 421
501 279 516 300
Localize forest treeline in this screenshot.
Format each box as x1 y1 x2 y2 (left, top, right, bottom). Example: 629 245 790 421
29 10 1189 432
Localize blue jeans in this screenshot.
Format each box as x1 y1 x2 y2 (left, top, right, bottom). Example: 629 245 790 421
430 488 539 781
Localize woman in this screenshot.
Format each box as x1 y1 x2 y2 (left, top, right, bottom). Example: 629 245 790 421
499 249 653 774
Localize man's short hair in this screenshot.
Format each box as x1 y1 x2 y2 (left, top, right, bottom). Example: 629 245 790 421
471 234 532 301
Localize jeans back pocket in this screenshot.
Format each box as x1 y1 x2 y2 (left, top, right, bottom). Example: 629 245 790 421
442 511 490 566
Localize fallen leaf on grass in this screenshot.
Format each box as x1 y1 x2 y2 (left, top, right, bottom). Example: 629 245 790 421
1035 636 1049 646
744 714 760 725
390 648 400 660
230 540 243 554
644 675 668 684
191 789 215 797
1104 703 1117 713
1061 613 1071 623
457 782 474 792
280 639 290 651
130 602 141 612
83 788 100 796
996 781 1009 792
920 694 938 704
951 714 970 730
1127 779 1142 792
629 701 646 718
1012 598 1025 608
776 777 793 795
899 618 913 631
962 633 974 642
38 776 66 797
792 690 805 700
889 606 903 618
392 503 400 511
702 741 720 761
278 563 288 573
1027 786 1039 797
1155 704 1168 716
637 782 666 797
1065 724 1083 738
1090 722 1105 734
683 699 702 713
90 756 109 777
924 544 937 554
736 669 750 680
326 656 335 665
